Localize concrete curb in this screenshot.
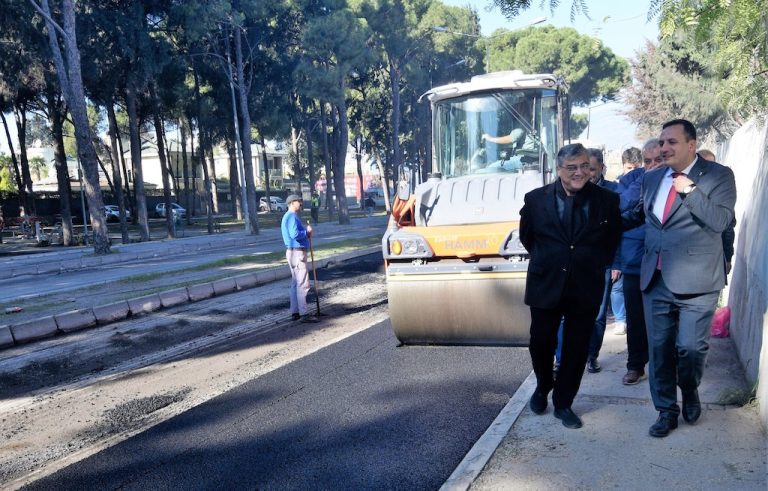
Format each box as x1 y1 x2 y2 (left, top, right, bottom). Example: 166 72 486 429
92 301 130 324
55 309 97 333
0 325 14 348
0 246 381 350
10 316 59 344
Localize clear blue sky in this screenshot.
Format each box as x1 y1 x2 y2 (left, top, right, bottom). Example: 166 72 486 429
442 0 661 151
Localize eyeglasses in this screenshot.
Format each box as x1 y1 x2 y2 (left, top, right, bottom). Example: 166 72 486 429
560 162 591 173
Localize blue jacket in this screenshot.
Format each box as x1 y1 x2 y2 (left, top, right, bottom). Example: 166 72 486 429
595 175 618 193
281 211 310 249
614 167 645 274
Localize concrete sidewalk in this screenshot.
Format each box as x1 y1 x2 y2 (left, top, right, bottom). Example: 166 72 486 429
445 328 766 490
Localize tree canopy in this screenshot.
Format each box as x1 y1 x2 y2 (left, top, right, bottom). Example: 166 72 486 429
2 0 642 234
488 25 629 106
649 0 768 119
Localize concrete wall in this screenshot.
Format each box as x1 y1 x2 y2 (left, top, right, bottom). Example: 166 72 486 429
720 118 768 428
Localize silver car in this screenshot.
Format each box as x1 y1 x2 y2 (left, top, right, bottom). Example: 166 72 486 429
102 205 131 222
259 196 287 212
155 202 187 219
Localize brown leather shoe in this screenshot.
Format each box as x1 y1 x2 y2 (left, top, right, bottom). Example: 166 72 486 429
622 370 647 385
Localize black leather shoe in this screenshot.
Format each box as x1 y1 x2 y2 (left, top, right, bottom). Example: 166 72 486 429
530 390 548 415
291 313 301 321
682 390 701 424
554 407 583 429
649 412 678 437
587 358 602 373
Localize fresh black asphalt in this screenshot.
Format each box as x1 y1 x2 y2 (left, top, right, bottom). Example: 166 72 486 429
25 321 532 490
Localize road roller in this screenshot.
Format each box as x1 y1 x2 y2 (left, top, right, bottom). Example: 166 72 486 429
383 71 569 345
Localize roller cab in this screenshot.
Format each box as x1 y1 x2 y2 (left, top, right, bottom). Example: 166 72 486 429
384 71 568 345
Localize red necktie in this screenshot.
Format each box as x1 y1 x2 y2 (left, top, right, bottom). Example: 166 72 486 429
657 172 683 269
662 172 683 223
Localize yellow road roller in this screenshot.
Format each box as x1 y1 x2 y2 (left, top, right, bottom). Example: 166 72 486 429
383 71 569 345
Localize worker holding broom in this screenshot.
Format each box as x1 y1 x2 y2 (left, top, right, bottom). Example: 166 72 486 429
281 195 318 323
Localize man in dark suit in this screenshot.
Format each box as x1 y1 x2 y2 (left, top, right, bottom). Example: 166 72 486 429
624 119 736 437
520 143 622 429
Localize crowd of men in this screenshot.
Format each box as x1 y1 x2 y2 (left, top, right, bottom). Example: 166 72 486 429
277 117 737 439
521 118 737 437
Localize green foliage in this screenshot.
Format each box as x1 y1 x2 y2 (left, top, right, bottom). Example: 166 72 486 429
29 156 49 181
569 113 588 140
649 0 768 119
295 7 371 105
492 0 589 22
488 25 629 106
0 154 17 192
624 38 727 140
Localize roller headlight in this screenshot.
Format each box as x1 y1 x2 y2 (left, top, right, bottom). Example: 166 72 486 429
385 232 433 259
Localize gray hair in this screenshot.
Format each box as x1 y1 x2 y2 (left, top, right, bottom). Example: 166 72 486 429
557 143 588 167
643 138 660 153
587 148 604 167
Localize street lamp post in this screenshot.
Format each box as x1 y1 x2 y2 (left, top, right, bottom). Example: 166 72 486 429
586 101 609 140
433 17 546 73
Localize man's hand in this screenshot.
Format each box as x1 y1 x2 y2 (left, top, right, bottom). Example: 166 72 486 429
611 269 622 282
306 224 313 237
725 261 732 275
672 174 694 193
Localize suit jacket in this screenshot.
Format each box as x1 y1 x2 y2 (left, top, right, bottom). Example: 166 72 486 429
625 158 736 294
520 180 622 310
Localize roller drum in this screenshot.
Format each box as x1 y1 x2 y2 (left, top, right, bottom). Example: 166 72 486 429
387 271 530 346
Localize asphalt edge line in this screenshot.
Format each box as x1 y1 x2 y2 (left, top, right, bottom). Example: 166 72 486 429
440 370 537 491
0 246 381 351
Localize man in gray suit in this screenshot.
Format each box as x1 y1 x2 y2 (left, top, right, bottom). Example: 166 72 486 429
624 119 736 438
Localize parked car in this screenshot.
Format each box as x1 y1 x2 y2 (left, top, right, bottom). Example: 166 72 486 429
102 205 131 222
259 196 287 212
155 202 187 219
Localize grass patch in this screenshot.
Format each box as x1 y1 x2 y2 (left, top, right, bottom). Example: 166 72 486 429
717 384 758 407
0 300 70 315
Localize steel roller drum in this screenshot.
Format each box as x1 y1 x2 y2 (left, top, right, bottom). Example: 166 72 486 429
387 269 530 346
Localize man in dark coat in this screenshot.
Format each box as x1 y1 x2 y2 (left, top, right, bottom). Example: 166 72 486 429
520 143 622 429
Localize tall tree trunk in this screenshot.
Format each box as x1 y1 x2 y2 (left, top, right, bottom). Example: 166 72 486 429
125 84 150 240
13 104 36 215
305 111 316 196
162 123 179 198
234 25 259 233
205 130 218 214
38 0 110 253
333 95 350 225
1 112 28 216
260 134 271 206
94 149 114 195
319 101 334 220
149 83 175 239
200 129 215 234
290 123 301 197
189 117 198 218
389 59 403 185
115 123 134 221
226 136 241 219
180 118 192 223
354 135 363 206
107 101 129 243
48 91 74 245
